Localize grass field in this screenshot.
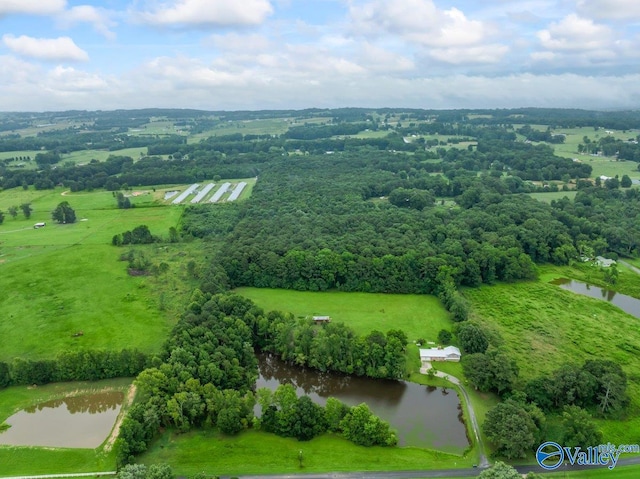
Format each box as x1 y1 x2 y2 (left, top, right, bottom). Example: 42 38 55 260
528 191 577 203
138 429 473 476
0 378 129 475
60 147 148 165
0 186 189 360
465 270 640 444
235 288 452 344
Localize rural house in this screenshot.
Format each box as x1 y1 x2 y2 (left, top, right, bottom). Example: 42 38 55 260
419 345 461 362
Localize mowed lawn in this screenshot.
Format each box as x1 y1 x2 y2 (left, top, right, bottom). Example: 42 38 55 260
138 429 471 476
465 279 640 444
235 287 452 342
0 186 183 360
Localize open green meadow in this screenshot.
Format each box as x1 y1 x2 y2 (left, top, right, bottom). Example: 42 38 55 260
138 429 472 476
235 287 452 343
60 147 148 166
465 271 640 444
0 186 187 360
0 378 129 475
528 191 577 203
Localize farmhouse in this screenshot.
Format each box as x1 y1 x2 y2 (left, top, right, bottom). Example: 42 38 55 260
595 256 616 268
312 315 331 323
33 222 46 229
419 345 461 362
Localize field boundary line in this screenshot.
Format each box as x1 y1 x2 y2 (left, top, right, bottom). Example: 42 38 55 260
0 472 116 479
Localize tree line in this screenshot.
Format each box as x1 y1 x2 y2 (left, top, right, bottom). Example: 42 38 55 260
116 292 398 466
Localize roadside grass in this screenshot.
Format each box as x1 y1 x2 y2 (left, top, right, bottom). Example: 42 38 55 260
552 464 640 478
465 275 640 445
137 429 474 476
234 288 452 343
0 379 129 475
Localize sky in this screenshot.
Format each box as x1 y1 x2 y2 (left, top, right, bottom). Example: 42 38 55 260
1 0 640 111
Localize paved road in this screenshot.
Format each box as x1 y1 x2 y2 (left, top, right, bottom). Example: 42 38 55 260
619 260 640 275
422 364 489 469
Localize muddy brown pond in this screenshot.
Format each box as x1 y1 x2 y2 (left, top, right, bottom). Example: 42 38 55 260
256 352 469 453
0 391 123 448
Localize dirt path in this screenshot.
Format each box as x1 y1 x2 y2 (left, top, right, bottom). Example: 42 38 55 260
104 384 137 452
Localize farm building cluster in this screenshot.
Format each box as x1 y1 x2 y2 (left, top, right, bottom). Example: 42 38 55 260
164 182 248 205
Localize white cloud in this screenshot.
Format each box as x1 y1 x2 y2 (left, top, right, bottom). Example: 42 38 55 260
576 0 640 20
47 65 109 91
2 35 89 62
537 14 612 52
359 43 415 72
350 0 490 47
57 5 117 40
209 33 272 53
136 0 273 27
0 0 66 16
428 44 509 64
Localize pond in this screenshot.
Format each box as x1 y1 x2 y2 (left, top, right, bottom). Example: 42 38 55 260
550 278 640 319
256 352 469 453
0 391 123 448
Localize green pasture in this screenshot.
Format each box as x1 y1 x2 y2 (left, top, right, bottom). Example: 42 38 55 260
0 244 173 361
0 378 129 475
138 429 472 476
60 147 148 165
0 186 187 360
528 191 577 203
235 288 452 343
465 272 640 444
189 118 291 142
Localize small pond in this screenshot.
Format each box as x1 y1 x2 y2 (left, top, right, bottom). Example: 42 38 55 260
550 278 640 319
0 391 123 448
256 352 469 453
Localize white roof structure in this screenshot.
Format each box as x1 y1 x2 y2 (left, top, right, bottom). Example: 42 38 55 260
419 345 461 361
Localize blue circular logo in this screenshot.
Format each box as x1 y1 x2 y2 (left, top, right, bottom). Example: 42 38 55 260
537 442 564 470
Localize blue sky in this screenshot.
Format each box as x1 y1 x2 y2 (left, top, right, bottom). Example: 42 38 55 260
1 0 640 111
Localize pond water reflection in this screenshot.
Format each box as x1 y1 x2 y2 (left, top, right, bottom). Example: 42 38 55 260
0 391 123 448
550 278 640 319
256 352 469 453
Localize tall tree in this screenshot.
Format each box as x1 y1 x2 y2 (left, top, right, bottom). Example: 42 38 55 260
20 203 32 219
52 201 77 224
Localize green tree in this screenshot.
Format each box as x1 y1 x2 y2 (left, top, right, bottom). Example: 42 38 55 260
478 461 521 479
117 464 147 479
340 403 397 447
561 405 602 447
20 203 32 219
621 174 632 188
324 397 350 432
0 210 4 225
483 399 540 459
8 206 17 219
146 464 174 479
437 329 452 345
52 201 76 224
292 395 327 440
455 322 489 354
